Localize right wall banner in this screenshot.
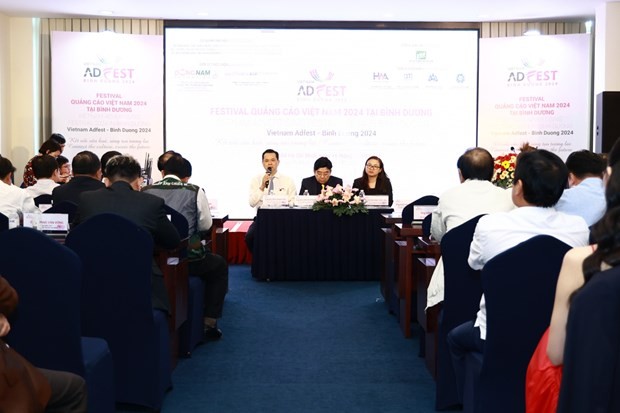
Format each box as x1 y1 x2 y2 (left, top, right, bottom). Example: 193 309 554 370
478 33 592 159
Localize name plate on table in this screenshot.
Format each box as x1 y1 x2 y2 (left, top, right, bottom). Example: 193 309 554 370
412 205 436 223
262 195 289 208
364 195 389 207
294 195 316 208
23 213 69 232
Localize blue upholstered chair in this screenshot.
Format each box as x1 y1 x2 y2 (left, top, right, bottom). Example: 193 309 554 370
466 235 571 413
557 265 620 413
401 195 439 225
435 214 484 411
163 204 206 357
44 200 78 223
33 194 53 207
0 227 115 413
65 213 172 411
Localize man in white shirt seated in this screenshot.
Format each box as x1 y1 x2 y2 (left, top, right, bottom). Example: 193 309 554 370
245 148 297 253
555 149 606 226
24 155 60 198
446 149 590 402
0 156 39 218
426 147 515 309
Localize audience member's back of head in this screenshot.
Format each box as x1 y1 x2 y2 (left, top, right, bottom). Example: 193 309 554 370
49 133 66 145
0 157 16 180
457 147 494 181
72 151 101 176
180 158 192 180
105 155 141 183
514 149 568 207
565 150 606 179
100 151 122 178
157 150 181 172
31 154 58 179
606 138 620 169
162 154 185 177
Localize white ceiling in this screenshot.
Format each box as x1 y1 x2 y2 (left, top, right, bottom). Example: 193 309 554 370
0 0 608 22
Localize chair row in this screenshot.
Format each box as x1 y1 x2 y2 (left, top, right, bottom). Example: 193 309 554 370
0 211 209 411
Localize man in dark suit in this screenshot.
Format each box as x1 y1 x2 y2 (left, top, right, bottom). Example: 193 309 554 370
299 156 343 195
78 155 181 313
52 150 104 205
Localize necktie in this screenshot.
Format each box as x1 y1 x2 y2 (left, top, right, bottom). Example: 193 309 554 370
268 177 274 193
321 184 325 192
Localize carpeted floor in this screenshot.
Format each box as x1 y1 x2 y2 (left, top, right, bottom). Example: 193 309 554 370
125 264 437 412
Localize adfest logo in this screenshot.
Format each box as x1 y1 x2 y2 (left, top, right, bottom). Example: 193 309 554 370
506 53 559 86
82 53 136 84
298 69 345 99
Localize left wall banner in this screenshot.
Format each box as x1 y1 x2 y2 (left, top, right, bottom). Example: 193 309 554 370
51 31 163 179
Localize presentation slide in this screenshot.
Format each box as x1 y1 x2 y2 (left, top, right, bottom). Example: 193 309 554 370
165 26 479 218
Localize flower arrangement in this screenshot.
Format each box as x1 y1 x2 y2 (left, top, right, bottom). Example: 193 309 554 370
312 184 368 216
492 151 517 188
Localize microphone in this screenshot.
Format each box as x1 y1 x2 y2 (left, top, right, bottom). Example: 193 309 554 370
265 167 273 189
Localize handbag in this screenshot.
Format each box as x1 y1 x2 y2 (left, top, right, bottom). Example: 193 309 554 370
525 327 563 413
0 340 51 413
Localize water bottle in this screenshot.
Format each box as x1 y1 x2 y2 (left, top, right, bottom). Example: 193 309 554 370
359 189 365 198
303 189 309 196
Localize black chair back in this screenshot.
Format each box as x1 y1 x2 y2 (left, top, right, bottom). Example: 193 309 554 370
557 265 620 413
44 200 78 223
0 213 7 232
435 214 484 410
33 194 53 207
477 235 571 413
402 195 438 225
65 213 171 410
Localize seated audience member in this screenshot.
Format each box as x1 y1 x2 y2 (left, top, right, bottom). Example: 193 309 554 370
426 147 515 309
446 149 590 403
144 155 229 340
56 155 71 184
0 274 87 412
352 155 393 206
246 149 297 253
299 156 343 195
524 142 620 412
22 139 62 188
52 151 105 205
100 150 121 187
78 155 181 313
555 149 606 226
24 155 60 198
49 133 66 154
0 157 39 217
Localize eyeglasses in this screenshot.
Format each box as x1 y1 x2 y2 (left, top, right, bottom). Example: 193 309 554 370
365 164 381 169
315 171 331 177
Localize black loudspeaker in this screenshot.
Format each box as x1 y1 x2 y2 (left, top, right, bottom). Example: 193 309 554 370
595 91 620 153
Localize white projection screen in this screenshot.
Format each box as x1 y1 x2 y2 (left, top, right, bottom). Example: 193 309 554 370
165 23 479 218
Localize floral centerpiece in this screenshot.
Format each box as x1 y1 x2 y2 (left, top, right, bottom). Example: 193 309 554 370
492 151 517 188
312 184 368 216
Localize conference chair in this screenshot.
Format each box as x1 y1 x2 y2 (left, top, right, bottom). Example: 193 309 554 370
0 213 7 231
162 205 205 357
557 265 620 413
44 200 78 223
401 195 439 225
33 193 53 207
0 227 115 413
65 213 172 411
464 235 571 413
435 214 484 411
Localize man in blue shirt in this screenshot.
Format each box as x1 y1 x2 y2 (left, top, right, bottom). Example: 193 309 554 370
555 149 606 226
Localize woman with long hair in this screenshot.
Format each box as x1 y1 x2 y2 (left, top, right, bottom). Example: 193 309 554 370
352 155 393 206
